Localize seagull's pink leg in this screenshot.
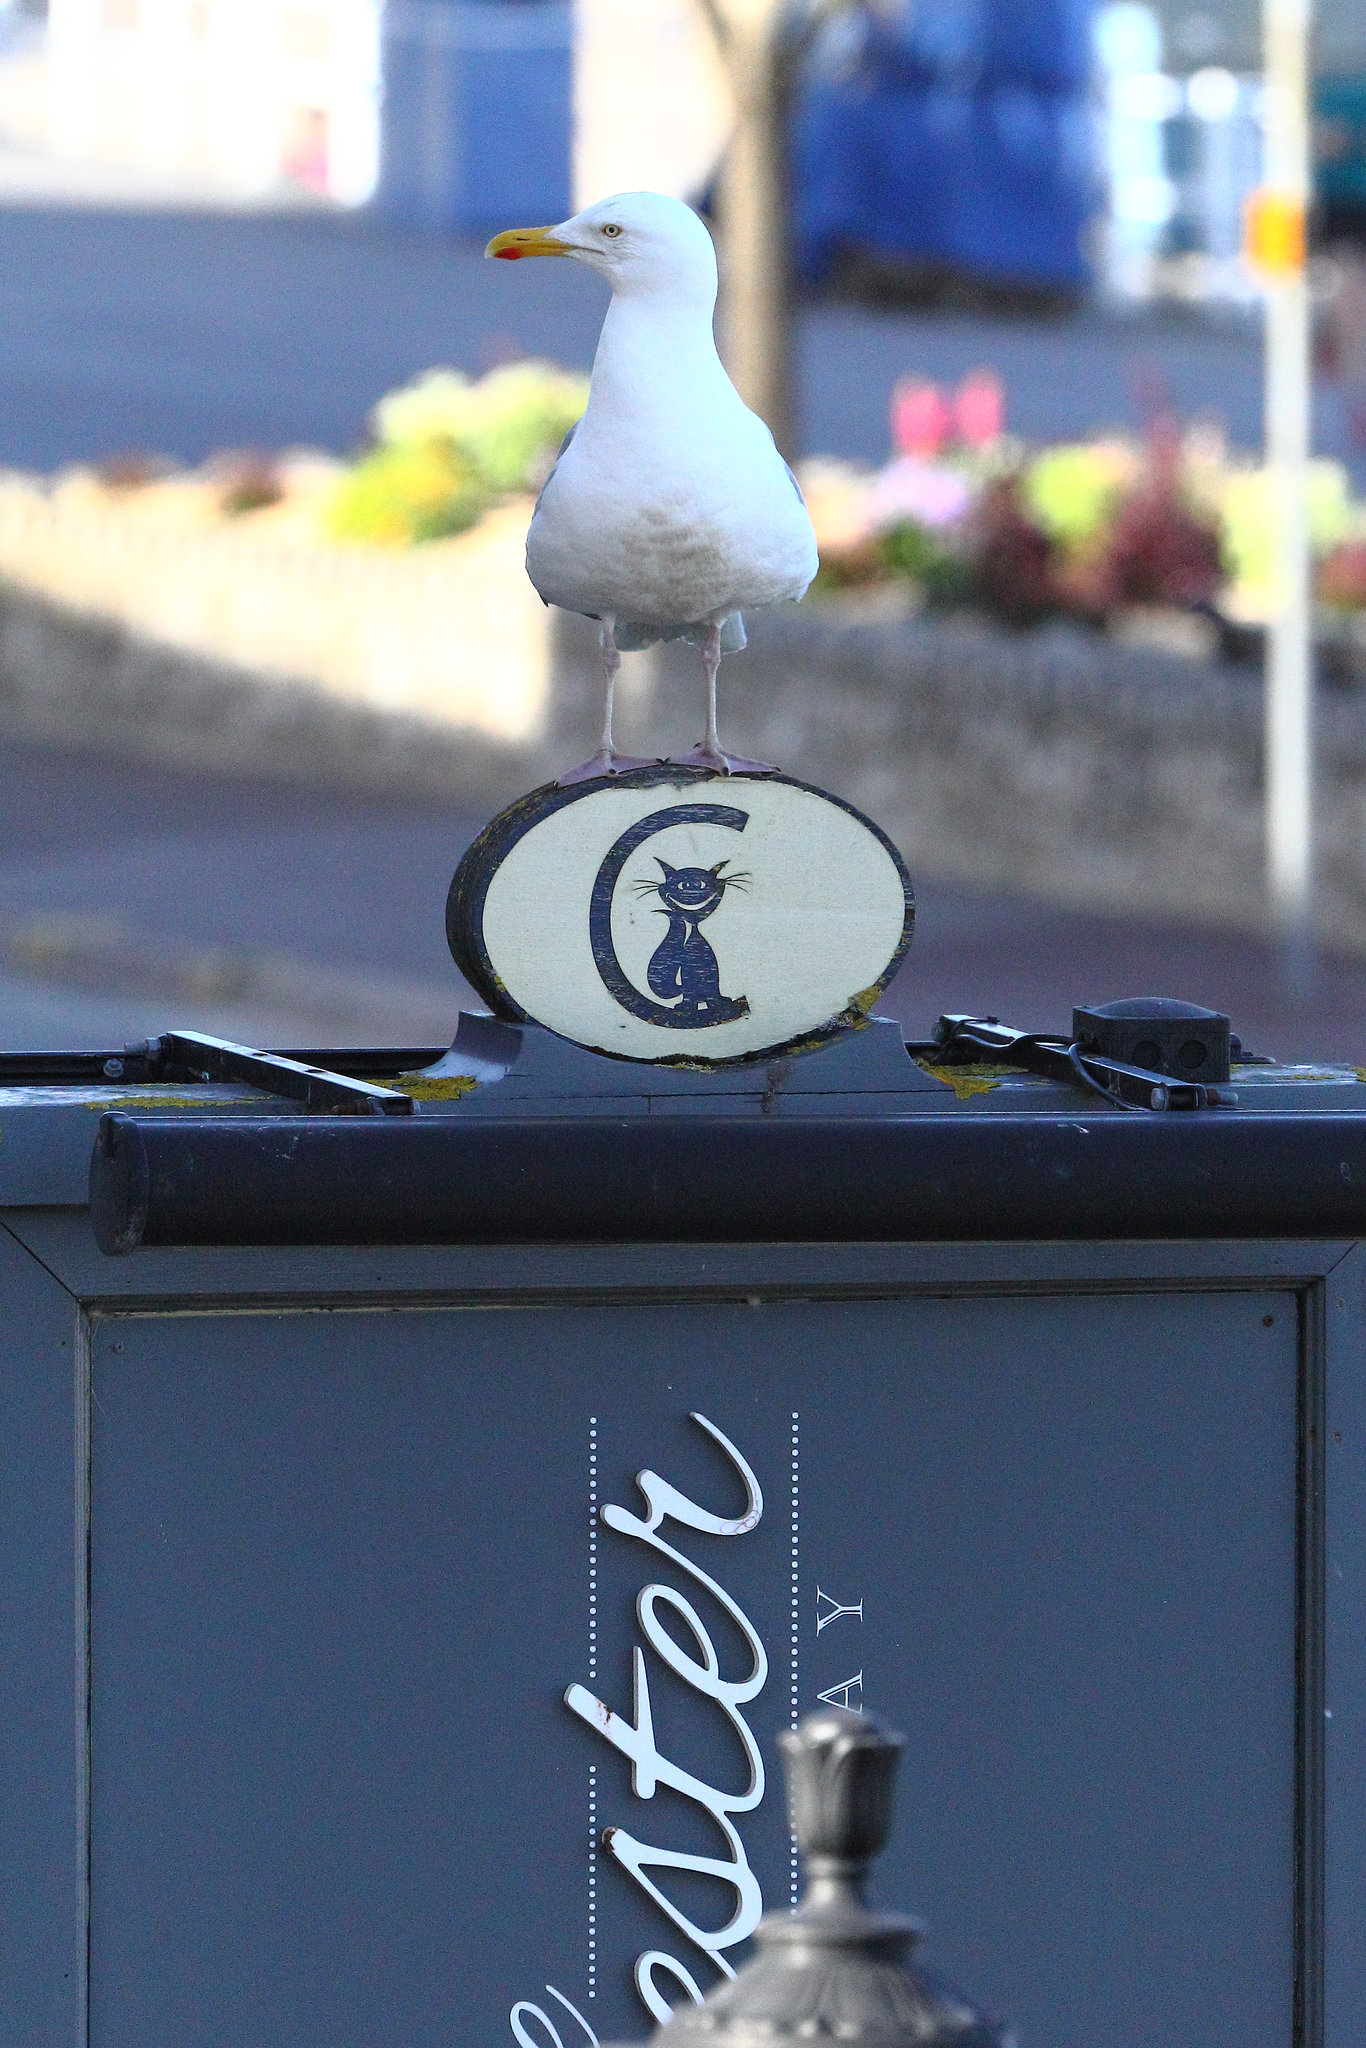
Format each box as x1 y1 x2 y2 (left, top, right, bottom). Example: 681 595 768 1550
671 622 776 776
556 614 654 785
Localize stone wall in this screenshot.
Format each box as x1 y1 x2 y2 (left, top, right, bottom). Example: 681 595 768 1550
607 605 1366 957
4 576 1365 954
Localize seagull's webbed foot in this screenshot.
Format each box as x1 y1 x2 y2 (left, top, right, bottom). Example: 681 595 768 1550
668 744 778 777
555 748 656 787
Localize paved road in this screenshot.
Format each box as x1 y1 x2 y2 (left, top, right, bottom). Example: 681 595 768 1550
0 734 1361 1066
0 201 1360 473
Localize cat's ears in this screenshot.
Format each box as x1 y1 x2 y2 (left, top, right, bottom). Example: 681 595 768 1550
655 858 677 878
709 860 730 875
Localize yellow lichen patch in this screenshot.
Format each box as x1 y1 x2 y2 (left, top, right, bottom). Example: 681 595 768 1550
90 1093 230 1110
847 983 883 1018
1355 1068 1366 1085
915 1060 1016 1101
386 1073 479 1102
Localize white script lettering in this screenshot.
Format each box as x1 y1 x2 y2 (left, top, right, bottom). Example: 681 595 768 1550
510 1984 598 2048
635 1952 707 2027
564 1412 767 2023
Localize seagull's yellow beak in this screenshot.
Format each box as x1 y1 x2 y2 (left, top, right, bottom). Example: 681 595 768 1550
485 226 572 261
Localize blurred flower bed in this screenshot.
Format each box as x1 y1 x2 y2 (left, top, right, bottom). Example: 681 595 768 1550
0 360 599 749
27 359 590 550
0 363 592 743
5 358 1366 684
323 361 589 545
800 371 1366 675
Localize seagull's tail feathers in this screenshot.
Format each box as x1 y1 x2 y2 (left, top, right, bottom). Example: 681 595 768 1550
613 611 747 654
683 612 746 654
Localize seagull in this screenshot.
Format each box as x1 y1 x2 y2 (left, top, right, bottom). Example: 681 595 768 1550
487 192 819 783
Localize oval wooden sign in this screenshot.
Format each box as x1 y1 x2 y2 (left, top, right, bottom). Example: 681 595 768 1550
447 766 914 1066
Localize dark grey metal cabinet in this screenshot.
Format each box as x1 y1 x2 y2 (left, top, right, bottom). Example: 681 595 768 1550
2 1052 1365 2048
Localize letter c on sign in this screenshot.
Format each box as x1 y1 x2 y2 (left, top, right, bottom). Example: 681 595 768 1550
588 802 749 1026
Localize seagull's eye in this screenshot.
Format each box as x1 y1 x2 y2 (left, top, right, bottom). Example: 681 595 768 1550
601 224 623 239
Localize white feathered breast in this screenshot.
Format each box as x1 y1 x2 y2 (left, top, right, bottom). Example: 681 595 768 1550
526 378 818 629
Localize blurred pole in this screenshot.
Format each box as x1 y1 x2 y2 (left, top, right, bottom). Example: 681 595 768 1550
1249 0 1314 985
716 17 794 455
696 0 855 458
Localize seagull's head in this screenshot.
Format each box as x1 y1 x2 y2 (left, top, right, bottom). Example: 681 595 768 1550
486 192 718 305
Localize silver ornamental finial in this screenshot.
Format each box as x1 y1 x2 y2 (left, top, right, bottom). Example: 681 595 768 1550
607 1707 1014 2046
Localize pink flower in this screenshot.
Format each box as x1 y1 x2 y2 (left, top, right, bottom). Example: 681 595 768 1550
955 370 1004 447
868 457 971 531
891 379 953 457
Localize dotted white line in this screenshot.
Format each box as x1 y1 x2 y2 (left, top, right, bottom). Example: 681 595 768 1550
588 1764 598 1999
790 1410 800 1908
589 1417 598 1685
589 1416 599 1996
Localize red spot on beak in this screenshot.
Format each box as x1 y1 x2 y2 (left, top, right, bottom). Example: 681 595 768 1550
495 248 523 260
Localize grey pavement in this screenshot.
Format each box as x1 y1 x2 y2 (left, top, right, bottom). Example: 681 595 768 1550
0 201 1361 474
0 737 478 1048
0 733 1361 1065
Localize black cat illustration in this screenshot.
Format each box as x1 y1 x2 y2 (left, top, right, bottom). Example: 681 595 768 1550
632 858 750 1024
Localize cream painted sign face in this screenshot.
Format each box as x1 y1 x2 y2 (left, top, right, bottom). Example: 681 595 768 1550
447 767 914 1064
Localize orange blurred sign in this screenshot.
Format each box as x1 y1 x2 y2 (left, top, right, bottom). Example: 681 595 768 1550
1244 187 1307 276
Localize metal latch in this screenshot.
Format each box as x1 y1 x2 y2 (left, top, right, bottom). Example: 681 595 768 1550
1065 1046 1237 1112
132 1031 415 1116
927 1011 1239 1112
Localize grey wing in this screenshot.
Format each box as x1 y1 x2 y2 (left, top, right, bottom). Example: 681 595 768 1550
533 421 577 517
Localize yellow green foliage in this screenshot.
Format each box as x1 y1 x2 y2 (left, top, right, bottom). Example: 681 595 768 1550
1021 440 1136 555
373 360 589 492
1218 459 1362 602
322 437 489 546
323 360 589 546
